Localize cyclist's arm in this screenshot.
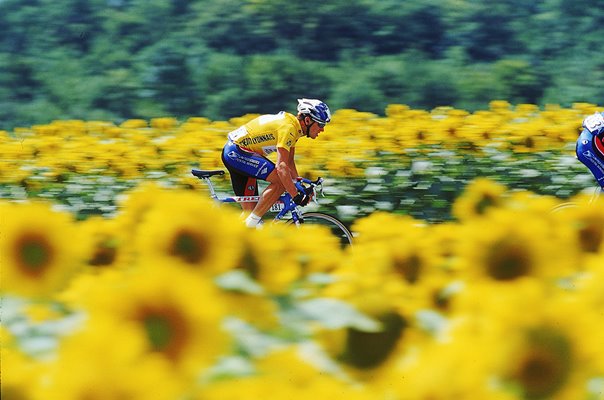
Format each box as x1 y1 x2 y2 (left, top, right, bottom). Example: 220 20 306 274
288 147 299 179
276 147 298 197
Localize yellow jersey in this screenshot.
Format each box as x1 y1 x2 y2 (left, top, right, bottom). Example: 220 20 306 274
228 112 304 156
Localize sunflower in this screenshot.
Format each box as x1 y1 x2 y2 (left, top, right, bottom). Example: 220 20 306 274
452 178 508 220
37 317 185 400
133 188 244 276
2 346 42 400
113 181 167 238
455 208 571 282
85 263 228 377
0 201 86 298
562 193 604 255
322 244 407 317
380 331 517 400
79 215 130 268
317 247 418 376
492 296 603 399
446 278 603 399
288 224 342 275
233 224 304 295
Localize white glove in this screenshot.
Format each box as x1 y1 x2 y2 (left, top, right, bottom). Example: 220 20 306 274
583 112 604 133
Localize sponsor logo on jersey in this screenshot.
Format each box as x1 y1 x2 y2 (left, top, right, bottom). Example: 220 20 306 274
239 133 276 147
582 150 604 173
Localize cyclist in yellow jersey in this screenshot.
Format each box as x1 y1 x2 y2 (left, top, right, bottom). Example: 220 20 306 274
222 99 331 227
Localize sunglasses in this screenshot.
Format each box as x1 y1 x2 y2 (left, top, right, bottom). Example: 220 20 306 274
309 119 325 128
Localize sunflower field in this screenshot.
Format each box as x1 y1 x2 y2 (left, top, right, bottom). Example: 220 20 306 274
2 101 604 399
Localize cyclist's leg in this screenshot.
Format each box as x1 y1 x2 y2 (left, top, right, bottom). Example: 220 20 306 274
251 170 285 217
222 142 279 225
222 148 256 211
222 143 271 212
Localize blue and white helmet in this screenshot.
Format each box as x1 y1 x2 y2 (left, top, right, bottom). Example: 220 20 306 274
297 98 331 125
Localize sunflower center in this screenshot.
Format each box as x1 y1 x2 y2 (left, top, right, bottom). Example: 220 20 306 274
140 307 189 361
513 328 572 399
16 233 54 276
169 229 207 264
239 245 260 279
144 315 173 350
474 193 498 215
578 222 602 253
393 254 422 284
89 244 117 266
342 312 407 369
486 238 532 280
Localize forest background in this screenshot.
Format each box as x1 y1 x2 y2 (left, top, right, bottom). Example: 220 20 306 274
1 0 603 130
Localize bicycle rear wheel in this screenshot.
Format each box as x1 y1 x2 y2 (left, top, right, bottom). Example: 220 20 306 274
287 212 353 247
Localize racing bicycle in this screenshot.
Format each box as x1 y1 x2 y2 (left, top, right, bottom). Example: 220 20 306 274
550 186 602 213
191 169 354 246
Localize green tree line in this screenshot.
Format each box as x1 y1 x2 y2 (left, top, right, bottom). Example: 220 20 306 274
1 0 603 129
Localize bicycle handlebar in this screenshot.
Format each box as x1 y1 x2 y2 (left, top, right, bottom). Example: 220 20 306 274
294 177 324 200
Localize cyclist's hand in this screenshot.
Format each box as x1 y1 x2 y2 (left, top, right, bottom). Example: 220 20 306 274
293 187 313 206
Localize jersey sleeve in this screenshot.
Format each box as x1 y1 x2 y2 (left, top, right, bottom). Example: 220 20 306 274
276 124 298 151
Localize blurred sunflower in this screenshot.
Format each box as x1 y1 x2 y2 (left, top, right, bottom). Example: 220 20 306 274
113 181 167 238
79 215 129 268
455 209 570 282
380 331 516 400
133 189 244 276
2 346 42 400
563 194 604 255
287 224 342 275
493 296 603 400
36 317 185 400
234 224 304 295
577 255 604 311
452 177 507 220
318 249 417 375
448 282 603 399
86 264 228 376
1 201 86 297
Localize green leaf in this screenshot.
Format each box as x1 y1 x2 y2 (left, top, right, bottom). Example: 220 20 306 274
296 298 381 332
215 270 264 295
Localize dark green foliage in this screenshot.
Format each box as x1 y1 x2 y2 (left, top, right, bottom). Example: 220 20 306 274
1 0 603 129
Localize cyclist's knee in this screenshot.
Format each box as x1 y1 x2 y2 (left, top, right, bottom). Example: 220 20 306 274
265 170 282 184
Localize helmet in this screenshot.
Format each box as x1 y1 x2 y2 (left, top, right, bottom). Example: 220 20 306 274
297 98 331 125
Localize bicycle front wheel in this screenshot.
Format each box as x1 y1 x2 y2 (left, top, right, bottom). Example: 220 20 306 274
287 212 353 247
550 202 579 214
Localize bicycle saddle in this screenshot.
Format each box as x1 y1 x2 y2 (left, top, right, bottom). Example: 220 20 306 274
191 169 225 178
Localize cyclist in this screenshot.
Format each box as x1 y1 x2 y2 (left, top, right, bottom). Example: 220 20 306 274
577 111 604 189
221 98 331 227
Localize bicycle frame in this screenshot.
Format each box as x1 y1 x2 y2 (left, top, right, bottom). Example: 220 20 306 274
191 169 322 225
